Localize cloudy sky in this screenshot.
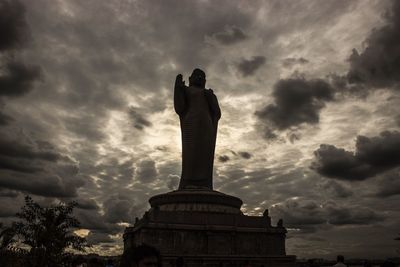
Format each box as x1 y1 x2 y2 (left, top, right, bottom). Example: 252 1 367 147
1 0 400 259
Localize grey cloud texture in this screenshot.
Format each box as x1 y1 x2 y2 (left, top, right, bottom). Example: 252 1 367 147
129 106 153 130
0 0 41 101
75 208 123 234
282 57 309 68
256 78 335 131
218 151 251 162
75 198 99 210
347 0 400 88
270 198 385 233
103 195 135 224
238 151 252 159
237 56 266 76
0 110 13 126
0 0 398 258
319 180 353 198
374 171 400 198
0 62 41 97
135 159 158 183
0 130 84 198
311 131 400 181
87 232 114 246
218 155 230 163
0 0 28 51
212 26 247 45
326 203 384 226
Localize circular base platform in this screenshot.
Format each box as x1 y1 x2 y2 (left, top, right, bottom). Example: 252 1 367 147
149 189 243 214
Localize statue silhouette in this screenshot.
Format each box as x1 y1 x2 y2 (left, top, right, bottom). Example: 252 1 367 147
174 69 221 190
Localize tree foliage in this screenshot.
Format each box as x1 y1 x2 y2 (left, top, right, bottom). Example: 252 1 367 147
0 222 15 250
11 195 87 266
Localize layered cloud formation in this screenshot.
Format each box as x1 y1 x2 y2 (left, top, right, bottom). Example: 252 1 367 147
0 0 399 258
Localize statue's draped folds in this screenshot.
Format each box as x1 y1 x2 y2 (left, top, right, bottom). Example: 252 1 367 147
174 69 221 190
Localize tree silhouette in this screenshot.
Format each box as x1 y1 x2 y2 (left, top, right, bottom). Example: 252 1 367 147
0 222 15 250
12 195 87 266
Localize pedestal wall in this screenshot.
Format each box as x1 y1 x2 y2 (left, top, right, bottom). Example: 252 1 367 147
123 190 296 267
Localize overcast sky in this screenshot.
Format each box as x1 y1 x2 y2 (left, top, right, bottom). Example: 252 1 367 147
1 0 400 259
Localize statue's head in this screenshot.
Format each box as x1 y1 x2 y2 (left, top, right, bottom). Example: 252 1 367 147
189 68 206 88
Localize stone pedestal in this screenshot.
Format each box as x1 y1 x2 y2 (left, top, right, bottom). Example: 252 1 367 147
124 189 296 267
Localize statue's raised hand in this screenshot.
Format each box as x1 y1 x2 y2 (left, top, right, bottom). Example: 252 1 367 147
174 74 186 115
175 74 186 90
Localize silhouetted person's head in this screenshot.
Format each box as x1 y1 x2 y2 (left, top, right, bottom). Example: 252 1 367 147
337 255 344 263
120 244 161 267
189 68 206 88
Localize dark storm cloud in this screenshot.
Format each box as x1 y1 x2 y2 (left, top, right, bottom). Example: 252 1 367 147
218 155 230 162
33 0 253 92
128 106 152 130
64 114 106 141
270 199 326 233
91 158 135 189
103 196 133 224
75 198 99 210
0 194 22 218
326 203 384 225
212 26 247 45
0 156 42 173
0 206 17 217
167 174 180 190
0 0 28 51
256 78 334 131
270 198 385 233
0 188 18 198
0 0 41 101
135 159 158 183
311 144 373 181
282 57 309 68
0 133 85 197
238 151 252 159
237 56 266 76
75 209 123 234
0 141 60 175
0 62 41 97
356 131 400 167
347 0 400 88
375 171 400 198
320 180 353 198
87 232 113 245
0 110 13 126
0 135 62 174
311 131 400 181
0 137 60 161
0 172 82 198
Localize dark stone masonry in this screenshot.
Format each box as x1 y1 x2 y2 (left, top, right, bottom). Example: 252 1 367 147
124 189 295 266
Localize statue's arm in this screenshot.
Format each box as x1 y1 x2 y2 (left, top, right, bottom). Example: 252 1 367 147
206 89 221 121
174 74 187 115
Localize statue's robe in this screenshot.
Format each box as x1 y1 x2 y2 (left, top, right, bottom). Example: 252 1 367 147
174 85 221 190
